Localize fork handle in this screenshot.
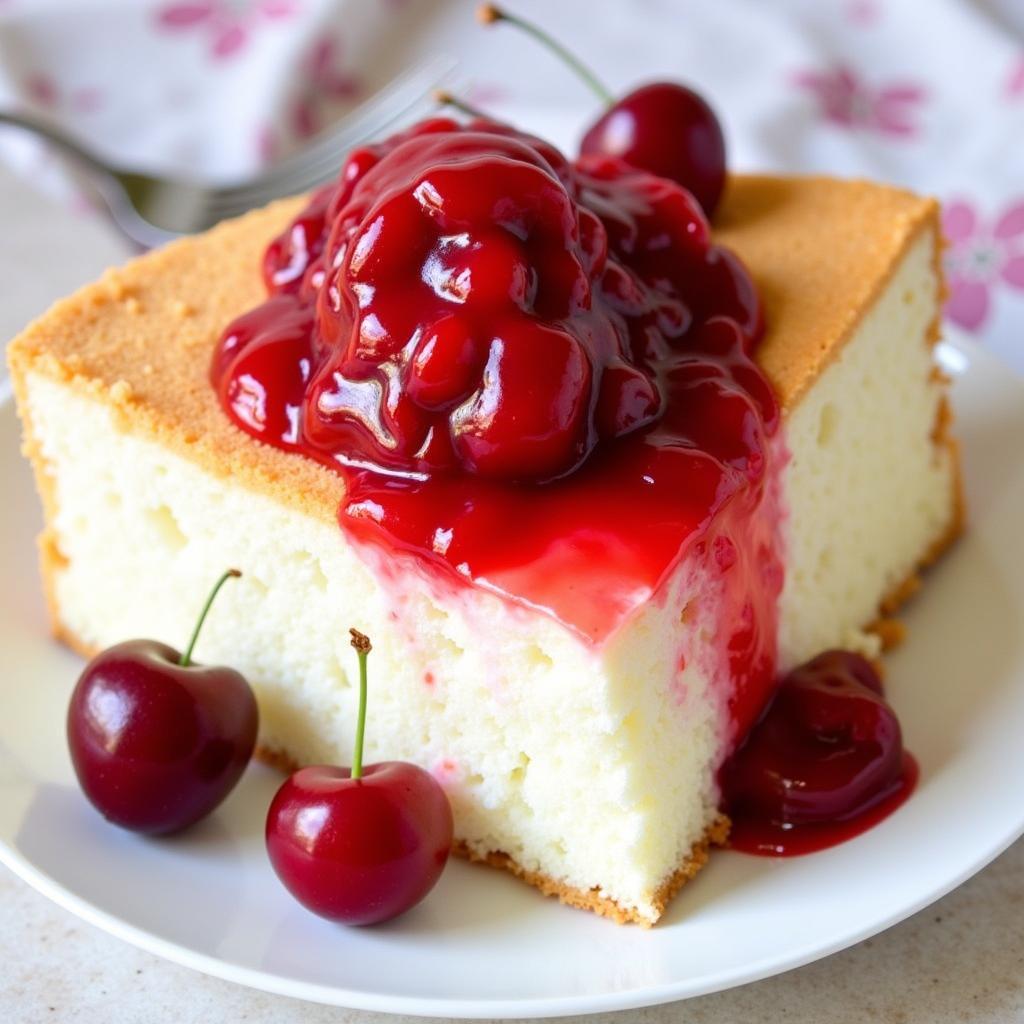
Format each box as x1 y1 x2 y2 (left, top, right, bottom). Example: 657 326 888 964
0 112 118 397
0 110 111 178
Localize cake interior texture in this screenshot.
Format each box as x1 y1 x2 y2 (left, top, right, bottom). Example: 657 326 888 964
775 226 955 666
7 175 961 925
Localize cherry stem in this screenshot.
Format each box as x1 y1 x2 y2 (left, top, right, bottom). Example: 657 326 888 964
434 89 489 121
179 569 241 668
349 629 372 780
476 4 613 106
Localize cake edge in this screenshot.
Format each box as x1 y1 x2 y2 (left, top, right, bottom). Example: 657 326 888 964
717 175 945 412
865 235 966 649
451 817 732 928
258 742 730 927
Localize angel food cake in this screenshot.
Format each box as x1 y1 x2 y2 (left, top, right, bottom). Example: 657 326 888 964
8 117 960 925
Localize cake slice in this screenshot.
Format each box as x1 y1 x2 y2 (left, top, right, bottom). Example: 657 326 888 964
7 173 960 926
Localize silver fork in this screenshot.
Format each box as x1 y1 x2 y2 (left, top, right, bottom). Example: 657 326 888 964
0 56 455 250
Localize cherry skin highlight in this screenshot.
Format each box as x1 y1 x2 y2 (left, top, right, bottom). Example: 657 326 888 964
66 571 257 835
266 762 454 925
580 82 727 218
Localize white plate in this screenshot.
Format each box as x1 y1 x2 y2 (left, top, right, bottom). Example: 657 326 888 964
2 337 1023 1018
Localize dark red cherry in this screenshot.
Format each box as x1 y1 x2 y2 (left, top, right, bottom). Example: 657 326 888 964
266 762 453 926
405 314 481 409
266 631 453 925
595 361 661 438
67 570 257 835
580 83 726 217
213 293 314 446
263 184 333 294
451 319 591 479
476 6 726 216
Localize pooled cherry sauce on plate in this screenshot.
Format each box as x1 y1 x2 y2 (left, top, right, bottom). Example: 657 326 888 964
721 650 918 855
212 116 914 853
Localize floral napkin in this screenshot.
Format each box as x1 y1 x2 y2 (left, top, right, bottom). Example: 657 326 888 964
0 0 1021 371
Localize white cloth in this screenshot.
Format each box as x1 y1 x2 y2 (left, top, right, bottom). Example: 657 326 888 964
0 0 1021 370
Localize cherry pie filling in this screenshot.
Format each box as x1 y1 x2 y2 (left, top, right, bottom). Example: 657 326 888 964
212 117 914 855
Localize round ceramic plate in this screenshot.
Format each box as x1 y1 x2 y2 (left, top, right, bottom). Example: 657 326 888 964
1 335 1023 1018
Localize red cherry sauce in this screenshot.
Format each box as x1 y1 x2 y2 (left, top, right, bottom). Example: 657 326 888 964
721 650 918 855
213 117 776 639
212 117 914 847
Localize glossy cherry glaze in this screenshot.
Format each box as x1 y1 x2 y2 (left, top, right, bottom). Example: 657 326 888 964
721 650 918 856
215 117 780 730
580 83 727 218
67 639 258 835
212 119 782 740
266 763 453 925
213 119 918 849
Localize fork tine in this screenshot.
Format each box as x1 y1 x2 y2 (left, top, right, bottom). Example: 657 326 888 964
266 57 455 179
203 140 354 220
204 108 407 220
206 160 336 221
203 96 432 223
3 54 456 242
208 55 455 213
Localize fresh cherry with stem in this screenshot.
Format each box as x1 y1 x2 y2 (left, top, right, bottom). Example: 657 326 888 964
433 88 489 121
266 629 454 925
477 3 727 217
67 569 258 835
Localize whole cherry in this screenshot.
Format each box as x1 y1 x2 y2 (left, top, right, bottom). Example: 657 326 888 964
477 4 727 216
266 629 453 925
580 84 726 218
67 569 258 835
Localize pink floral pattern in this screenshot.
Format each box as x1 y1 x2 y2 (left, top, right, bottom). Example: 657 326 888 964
845 0 881 27
255 122 279 164
254 34 363 164
24 73 101 114
156 0 299 60
1007 56 1024 99
464 80 511 111
289 35 361 139
794 65 925 137
943 199 1024 331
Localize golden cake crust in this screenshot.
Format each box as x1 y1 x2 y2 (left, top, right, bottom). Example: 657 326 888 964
453 816 731 927
716 174 943 408
9 197 341 531
9 174 948 530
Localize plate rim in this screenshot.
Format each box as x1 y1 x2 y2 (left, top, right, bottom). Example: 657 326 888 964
3 816 1024 1018
2 335 1023 1017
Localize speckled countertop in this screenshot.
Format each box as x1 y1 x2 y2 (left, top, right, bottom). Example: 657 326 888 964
3 167 1023 1024
3 841 1023 1023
